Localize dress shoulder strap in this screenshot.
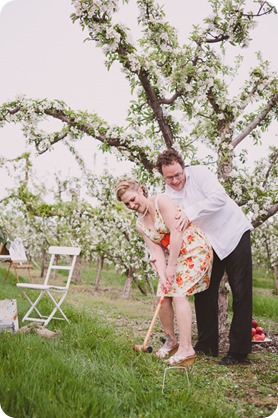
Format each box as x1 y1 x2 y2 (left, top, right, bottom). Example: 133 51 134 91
154 195 165 224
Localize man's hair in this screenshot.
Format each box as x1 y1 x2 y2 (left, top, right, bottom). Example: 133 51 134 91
156 148 185 174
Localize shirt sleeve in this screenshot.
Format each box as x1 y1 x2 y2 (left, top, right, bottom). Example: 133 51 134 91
185 166 228 221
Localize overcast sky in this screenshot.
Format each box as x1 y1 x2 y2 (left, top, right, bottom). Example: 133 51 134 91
0 0 277 198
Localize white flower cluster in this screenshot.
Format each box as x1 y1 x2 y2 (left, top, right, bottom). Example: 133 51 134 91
72 0 119 18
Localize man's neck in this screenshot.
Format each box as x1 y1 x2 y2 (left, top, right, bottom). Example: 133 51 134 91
166 183 186 195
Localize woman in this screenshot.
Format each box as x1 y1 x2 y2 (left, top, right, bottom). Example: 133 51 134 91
115 177 213 366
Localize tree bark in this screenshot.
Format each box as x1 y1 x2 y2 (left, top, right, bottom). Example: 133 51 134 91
218 273 230 336
122 275 133 299
40 248 47 278
95 256 104 291
72 255 82 282
273 265 278 295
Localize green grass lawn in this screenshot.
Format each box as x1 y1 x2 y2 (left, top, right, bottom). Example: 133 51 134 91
0 265 277 418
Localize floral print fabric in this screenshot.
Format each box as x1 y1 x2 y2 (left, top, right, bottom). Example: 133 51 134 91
138 196 213 297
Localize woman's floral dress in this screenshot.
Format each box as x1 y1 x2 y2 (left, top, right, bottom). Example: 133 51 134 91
138 196 213 297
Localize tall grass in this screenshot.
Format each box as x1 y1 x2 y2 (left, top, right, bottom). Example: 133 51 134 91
0 267 277 418
252 268 274 290
253 293 278 322
0 306 243 418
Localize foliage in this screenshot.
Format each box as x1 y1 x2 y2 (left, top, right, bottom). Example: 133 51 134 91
0 158 156 288
252 215 278 270
0 216 15 249
0 0 278 290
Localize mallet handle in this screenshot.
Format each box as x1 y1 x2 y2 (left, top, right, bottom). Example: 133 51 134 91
143 293 165 348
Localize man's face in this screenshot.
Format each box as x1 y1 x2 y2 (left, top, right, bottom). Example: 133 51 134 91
161 162 186 191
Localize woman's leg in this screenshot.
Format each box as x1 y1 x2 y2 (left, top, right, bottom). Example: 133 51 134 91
156 297 178 356
172 296 195 358
158 297 176 339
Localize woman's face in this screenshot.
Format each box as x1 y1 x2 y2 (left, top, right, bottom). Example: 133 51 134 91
121 188 147 214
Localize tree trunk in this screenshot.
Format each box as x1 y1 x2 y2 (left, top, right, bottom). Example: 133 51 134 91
95 256 104 291
273 265 278 295
122 275 133 299
53 254 58 279
218 273 230 336
72 255 82 282
145 275 155 297
40 248 47 278
133 275 148 296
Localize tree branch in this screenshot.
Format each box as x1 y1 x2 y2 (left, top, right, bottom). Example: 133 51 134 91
206 34 230 43
252 202 278 228
0 194 13 204
262 150 278 188
158 90 183 105
137 69 174 148
38 131 68 154
231 92 278 148
239 82 261 112
207 87 220 113
45 108 155 171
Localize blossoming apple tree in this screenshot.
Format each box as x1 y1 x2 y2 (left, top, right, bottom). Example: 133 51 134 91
0 0 277 297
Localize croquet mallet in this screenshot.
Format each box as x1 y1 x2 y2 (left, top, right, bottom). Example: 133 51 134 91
133 290 166 353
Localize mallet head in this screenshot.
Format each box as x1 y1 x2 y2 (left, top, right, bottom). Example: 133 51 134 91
133 344 153 353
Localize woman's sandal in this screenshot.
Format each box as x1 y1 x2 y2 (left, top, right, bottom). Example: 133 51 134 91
155 343 179 359
166 354 196 367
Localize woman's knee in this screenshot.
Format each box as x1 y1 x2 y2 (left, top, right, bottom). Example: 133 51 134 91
173 296 189 308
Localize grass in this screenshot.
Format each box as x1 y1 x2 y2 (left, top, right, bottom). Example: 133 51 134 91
253 293 278 323
0 265 277 418
252 269 275 291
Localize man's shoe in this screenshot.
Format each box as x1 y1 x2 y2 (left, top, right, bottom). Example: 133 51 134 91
218 354 248 366
194 346 218 358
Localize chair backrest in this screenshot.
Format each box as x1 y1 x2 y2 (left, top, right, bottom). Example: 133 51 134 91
9 238 28 262
44 246 81 288
48 246 81 256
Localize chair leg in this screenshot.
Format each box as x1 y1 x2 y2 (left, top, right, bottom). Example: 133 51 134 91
44 291 69 327
13 266 20 283
21 291 45 322
27 268 33 283
3 262 11 283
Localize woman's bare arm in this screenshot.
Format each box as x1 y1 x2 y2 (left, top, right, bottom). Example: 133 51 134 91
136 223 168 288
157 195 183 279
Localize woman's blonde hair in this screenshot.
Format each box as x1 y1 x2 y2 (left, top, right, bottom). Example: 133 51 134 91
115 177 148 201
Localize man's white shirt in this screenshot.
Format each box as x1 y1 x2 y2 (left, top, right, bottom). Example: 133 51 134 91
165 165 253 260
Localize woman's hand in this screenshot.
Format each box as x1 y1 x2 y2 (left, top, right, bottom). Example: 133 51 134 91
166 263 176 281
175 209 189 232
159 264 176 293
159 276 172 293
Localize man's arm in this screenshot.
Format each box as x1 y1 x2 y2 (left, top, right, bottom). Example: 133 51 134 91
175 166 227 230
185 166 227 220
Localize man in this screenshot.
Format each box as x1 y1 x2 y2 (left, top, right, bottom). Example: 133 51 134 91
156 148 253 365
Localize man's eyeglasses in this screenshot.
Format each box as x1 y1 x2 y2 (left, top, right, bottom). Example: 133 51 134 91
164 171 184 182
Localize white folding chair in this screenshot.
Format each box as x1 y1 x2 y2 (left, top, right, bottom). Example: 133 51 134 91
17 246 81 327
3 237 33 283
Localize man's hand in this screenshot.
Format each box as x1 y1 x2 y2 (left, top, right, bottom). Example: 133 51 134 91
175 209 189 232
